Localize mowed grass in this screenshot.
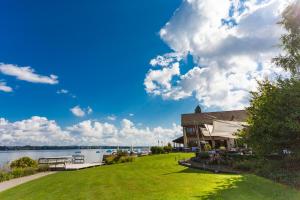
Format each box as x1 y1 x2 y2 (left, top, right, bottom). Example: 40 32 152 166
1 153 300 200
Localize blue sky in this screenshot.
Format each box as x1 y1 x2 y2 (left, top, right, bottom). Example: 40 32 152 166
0 0 198 127
0 0 291 146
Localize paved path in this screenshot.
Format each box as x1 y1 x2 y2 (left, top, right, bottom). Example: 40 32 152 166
0 172 57 193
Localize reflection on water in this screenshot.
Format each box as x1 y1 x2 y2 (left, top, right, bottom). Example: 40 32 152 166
0 149 105 167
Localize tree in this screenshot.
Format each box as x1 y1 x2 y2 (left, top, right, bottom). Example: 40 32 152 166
194 105 202 113
240 79 300 155
273 1 300 76
240 2 300 156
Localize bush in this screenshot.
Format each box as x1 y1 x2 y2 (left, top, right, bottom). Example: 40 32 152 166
116 150 129 157
119 156 135 163
10 157 37 169
38 164 49 172
0 171 13 182
196 152 210 159
204 144 212 151
104 155 135 165
23 167 37 176
163 145 172 153
219 146 226 151
151 146 165 154
11 168 25 178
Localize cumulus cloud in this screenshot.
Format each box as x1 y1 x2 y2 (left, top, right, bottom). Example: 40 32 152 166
70 106 85 117
0 63 58 84
0 81 13 92
0 117 181 146
145 0 292 110
0 116 74 146
107 115 116 121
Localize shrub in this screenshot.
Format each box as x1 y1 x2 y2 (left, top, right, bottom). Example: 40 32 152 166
219 146 226 151
0 171 13 182
104 155 117 165
204 144 212 151
151 146 165 154
163 145 172 153
38 164 49 172
23 167 37 176
11 168 25 178
196 152 210 159
104 155 135 165
119 156 135 163
116 150 129 157
10 157 37 169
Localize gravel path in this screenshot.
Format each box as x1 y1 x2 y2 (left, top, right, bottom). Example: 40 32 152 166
0 171 57 192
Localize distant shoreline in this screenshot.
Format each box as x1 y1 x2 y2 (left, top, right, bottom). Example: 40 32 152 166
0 146 150 151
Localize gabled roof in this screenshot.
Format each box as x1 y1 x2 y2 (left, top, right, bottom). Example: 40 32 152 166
181 110 247 126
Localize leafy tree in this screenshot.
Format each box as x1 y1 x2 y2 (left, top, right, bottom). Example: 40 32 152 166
273 1 300 76
194 105 202 113
240 2 300 156
240 79 300 155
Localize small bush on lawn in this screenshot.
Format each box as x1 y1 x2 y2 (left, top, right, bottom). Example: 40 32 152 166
117 150 129 157
0 171 13 182
11 168 25 178
151 146 165 154
23 167 37 176
37 164 49 172
10 157 37 169
104 155 135 165
119 156 135 163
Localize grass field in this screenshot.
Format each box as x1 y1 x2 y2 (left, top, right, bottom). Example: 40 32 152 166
0 153 300 200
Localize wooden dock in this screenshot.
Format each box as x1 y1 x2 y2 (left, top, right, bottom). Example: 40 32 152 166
64 163 102 170
38 156 102 171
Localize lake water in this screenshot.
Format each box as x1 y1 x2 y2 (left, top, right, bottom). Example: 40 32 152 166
0 149 106 167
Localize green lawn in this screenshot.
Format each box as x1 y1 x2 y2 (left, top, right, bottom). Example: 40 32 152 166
1 153 300 200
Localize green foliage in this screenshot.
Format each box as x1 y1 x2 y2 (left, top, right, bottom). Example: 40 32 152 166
196 151 210 159
240 79 300 155
116 150 129 157
10 157 38 169
11 168 25 178
194 105 202 113
150 146 165 154
104 155 135 165
163 143 172 153
204 144 212 151
273 1 300 76
0 170 13 182
219 146 226 151
37 164 49 172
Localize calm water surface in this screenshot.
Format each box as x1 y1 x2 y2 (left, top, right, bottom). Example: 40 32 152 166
0 149 106 167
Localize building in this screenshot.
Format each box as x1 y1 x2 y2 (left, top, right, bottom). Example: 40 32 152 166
173 110 248 150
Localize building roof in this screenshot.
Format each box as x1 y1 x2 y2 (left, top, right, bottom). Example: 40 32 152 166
181 110 247 126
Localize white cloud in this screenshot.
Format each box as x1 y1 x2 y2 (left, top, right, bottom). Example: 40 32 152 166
57 89 77 98
87 107 93 114
70 106 86 117
107 115 116 121
0 63 58 84
129 113 134 117
57 89 69 94
0 117 181 146
144 0 292 110
70 106 93 117
0 81 13 92
0 116 74 146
